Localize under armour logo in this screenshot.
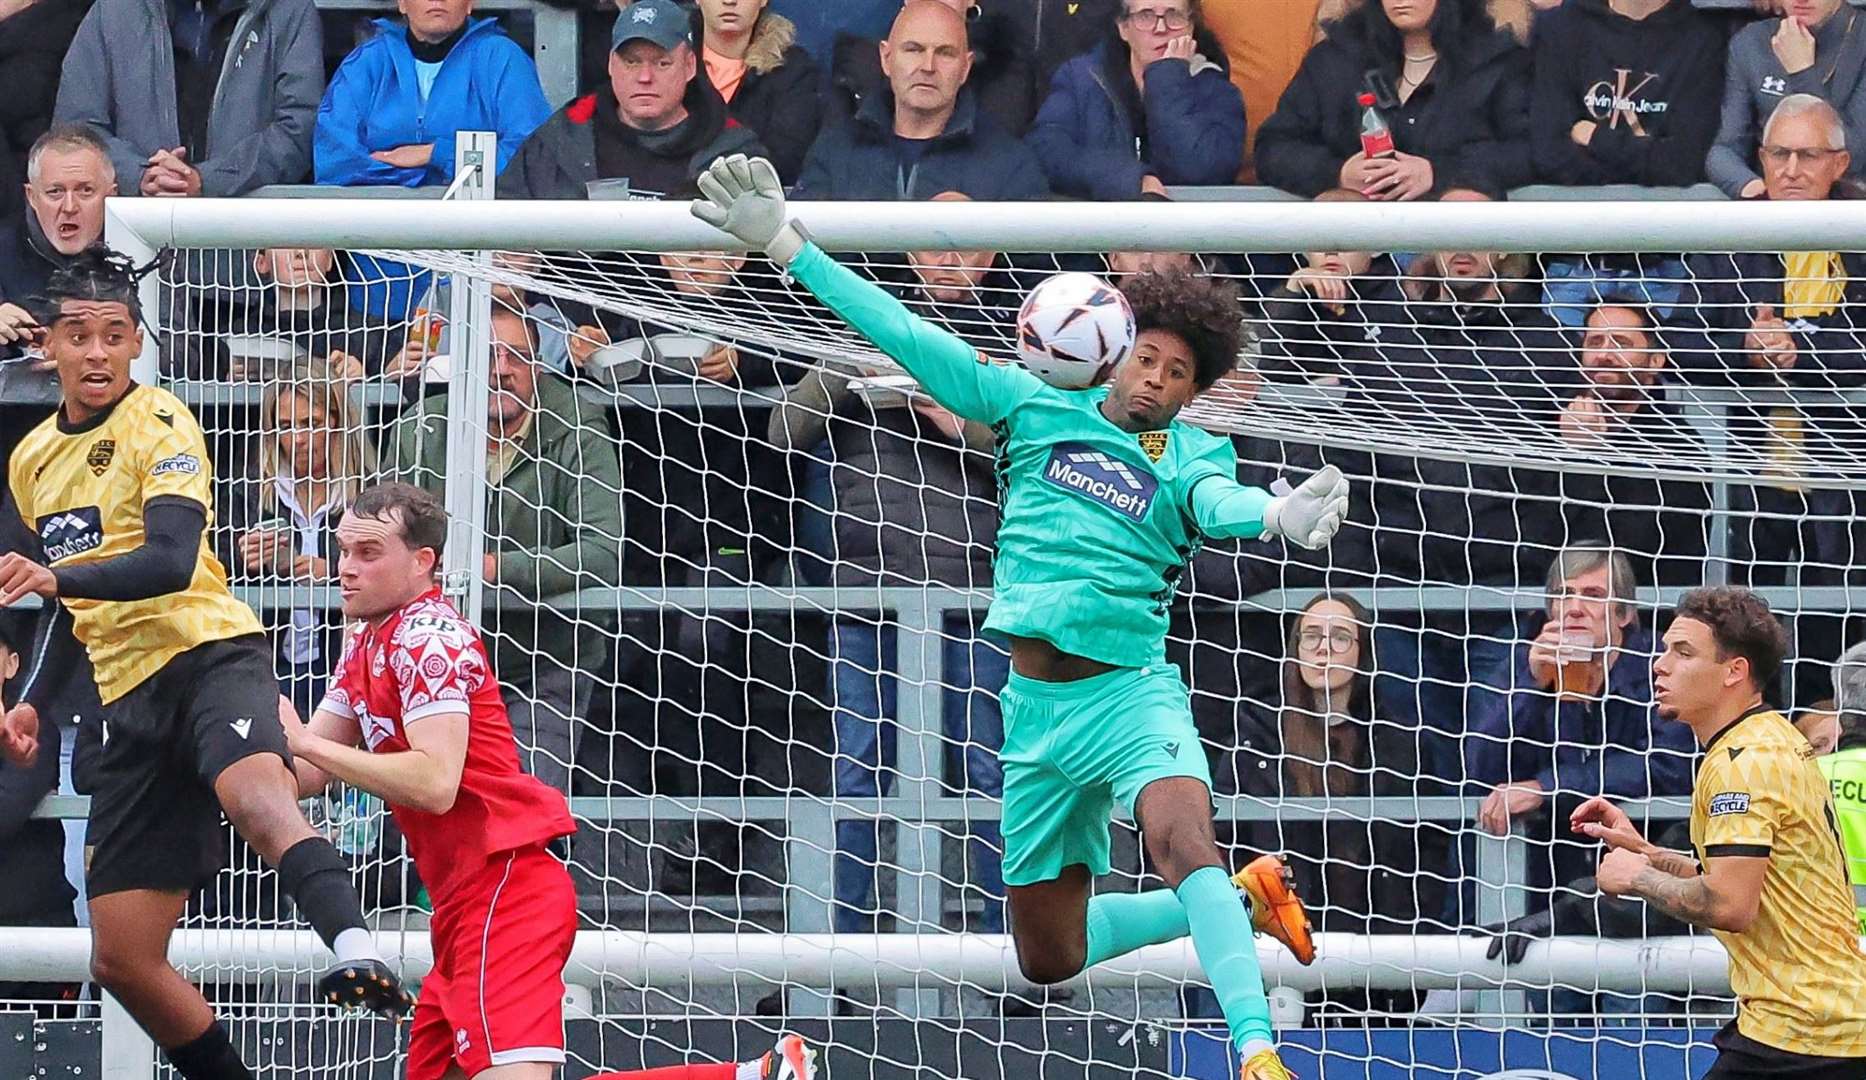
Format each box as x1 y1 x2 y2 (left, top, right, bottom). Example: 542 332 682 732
1364 324 1383 342
631 4 655 21
230 717 253 740
1066 451 1143 491
1762 76 1787 95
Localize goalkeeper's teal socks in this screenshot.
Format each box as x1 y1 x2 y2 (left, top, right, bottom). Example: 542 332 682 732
1078 869 1274 1054
1177 865 1275 1054
1083 888 1190 966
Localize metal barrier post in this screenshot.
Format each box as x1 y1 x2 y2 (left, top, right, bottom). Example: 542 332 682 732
101 993 154 1080
892 593 947 1017
1473 824 1529 1025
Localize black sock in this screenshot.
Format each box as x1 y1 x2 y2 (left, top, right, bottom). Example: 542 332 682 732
276 837 370 951
165 1021 251 1080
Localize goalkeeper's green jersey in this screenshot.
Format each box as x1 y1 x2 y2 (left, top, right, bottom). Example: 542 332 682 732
789 243 1273 668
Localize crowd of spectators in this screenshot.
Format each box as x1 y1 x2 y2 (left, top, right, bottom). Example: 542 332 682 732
6 0 1866 1023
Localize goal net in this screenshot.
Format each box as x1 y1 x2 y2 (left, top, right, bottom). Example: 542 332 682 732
16 190 1863 1080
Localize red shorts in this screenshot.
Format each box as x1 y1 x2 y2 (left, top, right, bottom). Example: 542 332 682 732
406 845 577 1080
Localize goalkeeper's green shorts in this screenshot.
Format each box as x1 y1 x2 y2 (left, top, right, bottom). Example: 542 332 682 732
998 662 1211 887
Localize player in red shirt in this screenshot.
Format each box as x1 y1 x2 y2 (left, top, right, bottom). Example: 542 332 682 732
282 482 817 1080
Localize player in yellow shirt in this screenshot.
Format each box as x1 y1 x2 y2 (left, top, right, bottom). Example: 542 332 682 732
0 248 410 1080
1572 586 1866 1080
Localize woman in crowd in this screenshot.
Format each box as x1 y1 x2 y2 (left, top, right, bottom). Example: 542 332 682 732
1222 593 1448 1017
224 362 376 717
1255 0 1534 199
691 0 823 182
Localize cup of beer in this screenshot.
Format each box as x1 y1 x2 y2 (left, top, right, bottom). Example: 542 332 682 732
1555 631 1598 702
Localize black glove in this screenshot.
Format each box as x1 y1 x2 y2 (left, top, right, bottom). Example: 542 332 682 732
1473 907 1555 964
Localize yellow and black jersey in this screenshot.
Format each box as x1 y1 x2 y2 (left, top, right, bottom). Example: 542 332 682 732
7 384 261 703
1691 706 1866 1057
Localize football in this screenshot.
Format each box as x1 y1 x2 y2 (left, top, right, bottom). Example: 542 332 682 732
1013 272 1136 389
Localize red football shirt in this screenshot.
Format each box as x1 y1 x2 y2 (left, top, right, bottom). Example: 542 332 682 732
319 588 575 901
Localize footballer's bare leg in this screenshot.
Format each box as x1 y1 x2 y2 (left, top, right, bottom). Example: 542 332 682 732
88 889 213 1044
1006 866 1094 984
213 754 412 1017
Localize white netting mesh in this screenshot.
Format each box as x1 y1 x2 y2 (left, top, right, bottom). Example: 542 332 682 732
21 201 1866 1079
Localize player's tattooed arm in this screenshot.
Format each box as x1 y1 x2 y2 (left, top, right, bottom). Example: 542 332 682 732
1628 868 1722 927
1646 849 1703 879
1610 852 1767 932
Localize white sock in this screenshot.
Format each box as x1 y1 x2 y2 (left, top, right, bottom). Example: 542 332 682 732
1239 1037 1275 1061
736 1058 766 1080
332 927 381 964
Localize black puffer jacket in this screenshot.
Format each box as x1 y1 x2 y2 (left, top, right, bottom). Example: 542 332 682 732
698 10 823 183
1255 0 1533 197
499 74 764 200
1342 277 1576 587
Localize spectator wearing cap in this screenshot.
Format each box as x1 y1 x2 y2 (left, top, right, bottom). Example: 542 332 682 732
501 0 765 200
0 0 92 221
1 127 115 369
793 1 1047 200
1530 0 1725 187
829 0 1040 139
0 611 81 1009
1028 0 1245 199
1708 0 1866 199
693 0 823 181
53 0 323 197
1255 0 1533 199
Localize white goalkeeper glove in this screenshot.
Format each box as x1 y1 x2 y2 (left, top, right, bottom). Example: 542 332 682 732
1261 465 1349 550
690 154 808 267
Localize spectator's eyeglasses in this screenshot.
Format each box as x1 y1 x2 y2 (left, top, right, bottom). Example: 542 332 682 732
1298 628 1358 655
1760 145 1844 167
1120 7 1191 30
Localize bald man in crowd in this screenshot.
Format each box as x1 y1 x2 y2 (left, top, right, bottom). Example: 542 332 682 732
792 0 1048 201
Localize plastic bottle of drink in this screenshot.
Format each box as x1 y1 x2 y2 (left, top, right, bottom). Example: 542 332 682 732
1359 93 1395 159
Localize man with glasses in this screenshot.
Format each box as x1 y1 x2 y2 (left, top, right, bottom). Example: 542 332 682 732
1673 92 1866 708
1027 0 1245 199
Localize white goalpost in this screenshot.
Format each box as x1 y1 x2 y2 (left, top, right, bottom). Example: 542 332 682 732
13 150 1866 1080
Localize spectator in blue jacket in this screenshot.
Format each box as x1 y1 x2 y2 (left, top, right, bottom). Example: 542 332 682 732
792 1 1048 201
1465 546 1697 833
1026 0 1245 199
314 0 550 188
315 0 549 319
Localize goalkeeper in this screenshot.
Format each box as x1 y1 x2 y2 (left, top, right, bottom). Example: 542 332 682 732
694 155 1348 1080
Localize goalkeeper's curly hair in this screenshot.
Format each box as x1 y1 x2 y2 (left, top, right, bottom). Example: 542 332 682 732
30 243 147 326
1119 268 1244 391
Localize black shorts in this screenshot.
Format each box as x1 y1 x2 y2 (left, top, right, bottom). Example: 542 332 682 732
87 635 288 898
1706 1021 1866 1080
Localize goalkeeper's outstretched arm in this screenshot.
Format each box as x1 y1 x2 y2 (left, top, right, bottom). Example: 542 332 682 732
691 154 1039 427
